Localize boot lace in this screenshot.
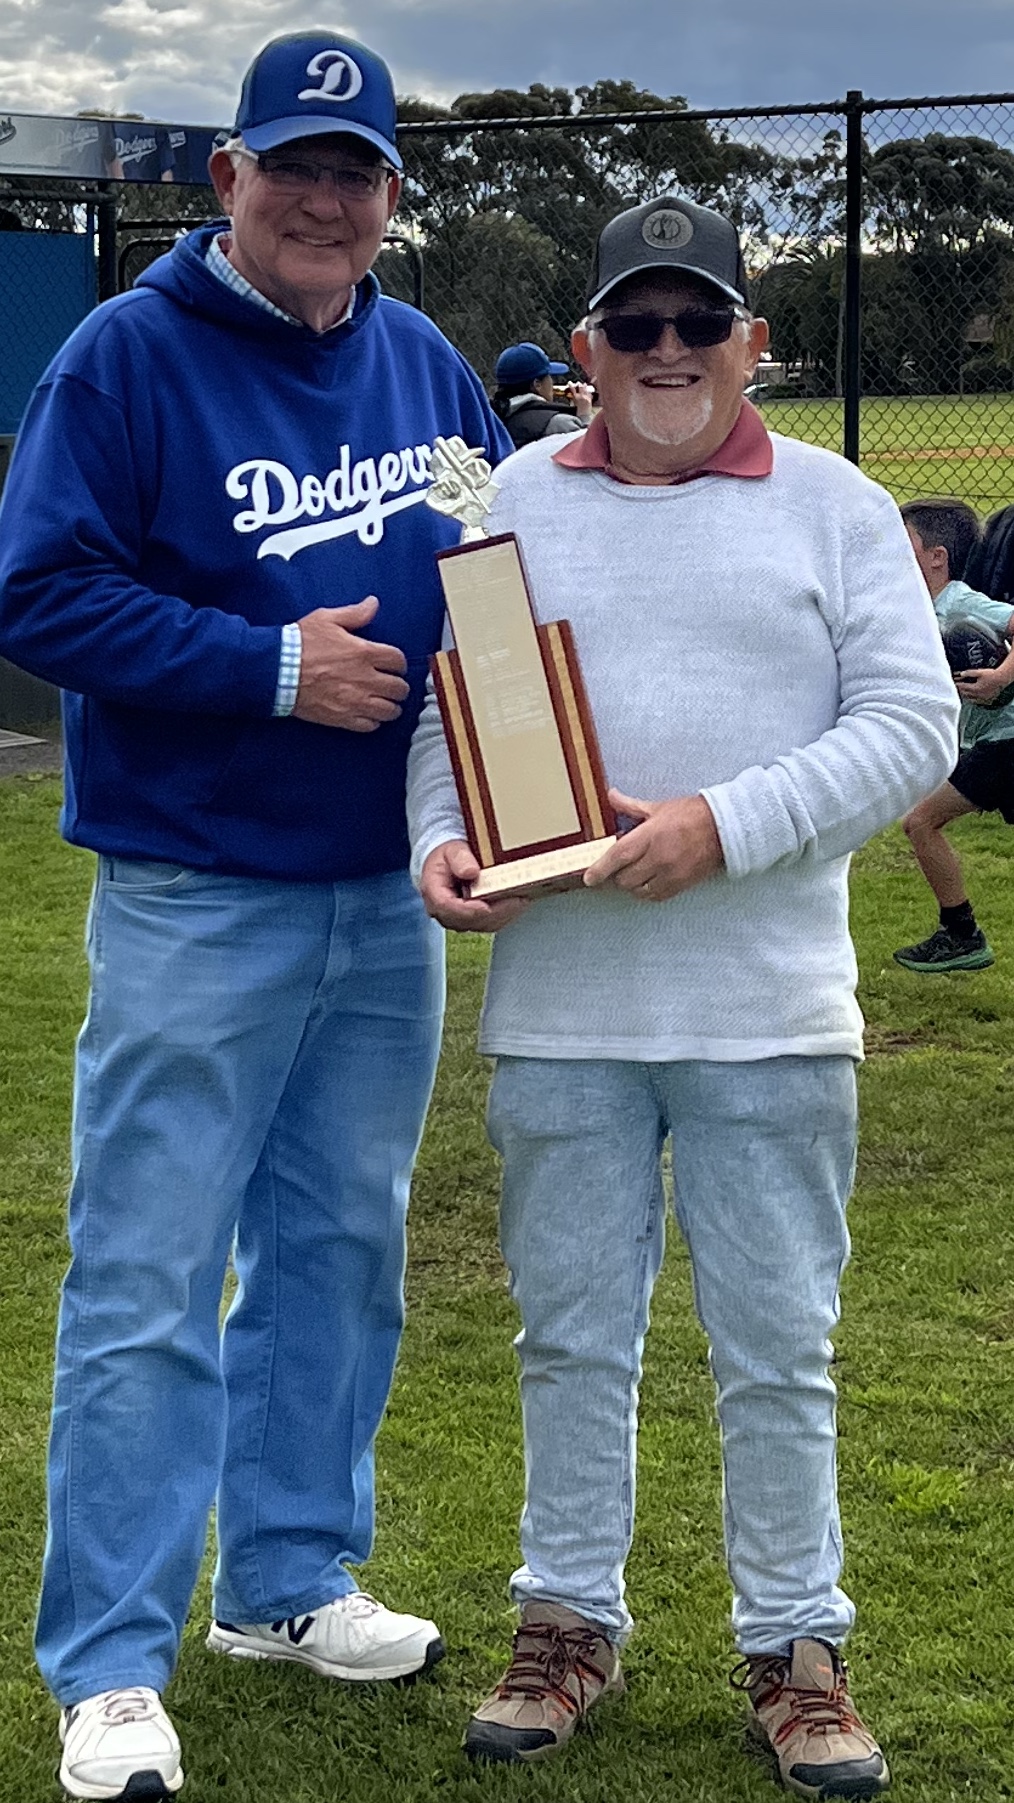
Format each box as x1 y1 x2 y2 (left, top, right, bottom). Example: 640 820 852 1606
730 1653 863 1746
496 1621 607 1721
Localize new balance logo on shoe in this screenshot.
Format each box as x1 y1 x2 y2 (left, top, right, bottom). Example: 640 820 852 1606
270 1614 315 1645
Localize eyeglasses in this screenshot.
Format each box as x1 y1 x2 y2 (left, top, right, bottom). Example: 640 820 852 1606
591 305 749 354
233 146 392 198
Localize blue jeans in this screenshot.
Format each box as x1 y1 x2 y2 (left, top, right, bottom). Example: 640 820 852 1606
487 1055 858 1654
37 857 443 1706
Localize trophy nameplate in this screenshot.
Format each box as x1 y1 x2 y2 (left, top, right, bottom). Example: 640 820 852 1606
426 436 616 900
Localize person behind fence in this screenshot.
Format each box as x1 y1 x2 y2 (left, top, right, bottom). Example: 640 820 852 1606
0 28 510 1803
408 193 959 1797
893 498 1014 974
491 340 595 447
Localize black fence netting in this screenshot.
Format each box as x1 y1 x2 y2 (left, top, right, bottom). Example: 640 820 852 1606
855 98 1014 514
5 93 1014 519
391 101 848 469
110 181 218 291
390 92 1014 519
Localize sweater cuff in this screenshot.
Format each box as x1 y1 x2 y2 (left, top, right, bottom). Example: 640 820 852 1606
409 820 468 889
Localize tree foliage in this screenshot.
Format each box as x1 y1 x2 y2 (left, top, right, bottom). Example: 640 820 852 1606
866 133 1014 253
395 82 775 375
7 85 1014 398
395 96 1014 394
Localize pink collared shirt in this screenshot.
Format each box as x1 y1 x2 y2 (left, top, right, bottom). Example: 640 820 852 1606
551 397 773 484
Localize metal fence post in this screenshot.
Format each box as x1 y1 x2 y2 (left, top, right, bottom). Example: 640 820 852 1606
843 90 864 464
96 186 119 302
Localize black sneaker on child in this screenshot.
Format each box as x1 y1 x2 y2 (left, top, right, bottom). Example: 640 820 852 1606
892 925 994 973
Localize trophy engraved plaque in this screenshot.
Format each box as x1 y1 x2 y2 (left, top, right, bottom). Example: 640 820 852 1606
426 436 616 900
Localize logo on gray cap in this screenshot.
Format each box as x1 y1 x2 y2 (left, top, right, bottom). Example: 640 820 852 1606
642 208 694 249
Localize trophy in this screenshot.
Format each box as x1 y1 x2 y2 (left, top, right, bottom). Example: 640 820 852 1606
426 436 616 900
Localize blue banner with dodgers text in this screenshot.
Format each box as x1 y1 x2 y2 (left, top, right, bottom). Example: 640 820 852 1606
0 112 228 185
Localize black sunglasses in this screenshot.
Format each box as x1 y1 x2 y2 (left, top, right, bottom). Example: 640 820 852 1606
592 305 746 353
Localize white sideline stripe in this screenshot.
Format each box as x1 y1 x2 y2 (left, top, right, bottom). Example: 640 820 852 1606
0 729 43 748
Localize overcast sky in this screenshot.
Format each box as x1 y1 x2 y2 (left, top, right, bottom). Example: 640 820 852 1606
1 0 1014 125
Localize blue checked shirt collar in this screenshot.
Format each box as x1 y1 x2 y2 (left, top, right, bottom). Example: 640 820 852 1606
205 232 355 330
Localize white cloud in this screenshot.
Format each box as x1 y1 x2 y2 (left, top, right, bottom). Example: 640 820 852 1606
0 0 1012 126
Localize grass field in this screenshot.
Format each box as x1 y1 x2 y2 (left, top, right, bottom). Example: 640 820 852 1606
757 394 1014 515
1 776 1013 1802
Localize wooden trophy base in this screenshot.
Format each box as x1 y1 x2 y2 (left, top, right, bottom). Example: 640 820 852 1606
468 834 617 901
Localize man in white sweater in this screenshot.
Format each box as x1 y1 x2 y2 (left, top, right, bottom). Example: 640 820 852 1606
407 196 958 1797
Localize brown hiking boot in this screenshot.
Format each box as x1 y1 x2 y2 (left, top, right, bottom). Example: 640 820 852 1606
732 1638 889 1798
463 1602 624 1764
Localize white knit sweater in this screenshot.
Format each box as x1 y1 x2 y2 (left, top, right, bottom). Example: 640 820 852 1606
407 431 959 1061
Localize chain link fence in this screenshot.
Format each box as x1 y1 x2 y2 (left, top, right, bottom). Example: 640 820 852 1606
5 94 1014 517
388 102 848 470
390 92 1014 519
856 98 1014 515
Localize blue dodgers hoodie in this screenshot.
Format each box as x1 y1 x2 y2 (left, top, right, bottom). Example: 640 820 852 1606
0 224 511 880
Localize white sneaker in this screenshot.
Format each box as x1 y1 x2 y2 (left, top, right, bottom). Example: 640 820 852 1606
206 1591 444 1682
59 1688 183 1800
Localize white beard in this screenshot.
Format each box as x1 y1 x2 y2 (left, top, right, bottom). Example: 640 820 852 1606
627 382 715 447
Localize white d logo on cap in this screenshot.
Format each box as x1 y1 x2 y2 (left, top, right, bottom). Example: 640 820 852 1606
642 209 694 249
298 51 364 103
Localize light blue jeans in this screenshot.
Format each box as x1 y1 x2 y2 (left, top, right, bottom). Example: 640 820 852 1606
487 1054 858 1654
37 857 444 1706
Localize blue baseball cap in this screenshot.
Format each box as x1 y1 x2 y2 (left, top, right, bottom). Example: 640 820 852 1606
495 343 569 385
234 31 402 169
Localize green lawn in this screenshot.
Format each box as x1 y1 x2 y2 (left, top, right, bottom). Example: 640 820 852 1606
1 775 1013 1802
758 394 1014 514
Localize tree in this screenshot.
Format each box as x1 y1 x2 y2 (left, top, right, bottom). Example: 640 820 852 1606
395 82 777 369
866 134 1014 254
769 128 850 249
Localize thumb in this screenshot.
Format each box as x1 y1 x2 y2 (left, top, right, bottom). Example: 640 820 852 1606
608 786 653 824
445 838 481 880
328 594 380 630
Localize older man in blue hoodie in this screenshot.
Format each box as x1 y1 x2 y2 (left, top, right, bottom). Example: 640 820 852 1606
0 31 508 1800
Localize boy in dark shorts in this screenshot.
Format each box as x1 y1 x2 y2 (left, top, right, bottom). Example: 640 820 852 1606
894 499 1014 972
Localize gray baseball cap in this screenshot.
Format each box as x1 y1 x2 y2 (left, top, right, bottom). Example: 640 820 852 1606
587 195 750 311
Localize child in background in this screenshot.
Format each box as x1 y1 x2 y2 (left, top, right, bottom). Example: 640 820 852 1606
894 498 1014 972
